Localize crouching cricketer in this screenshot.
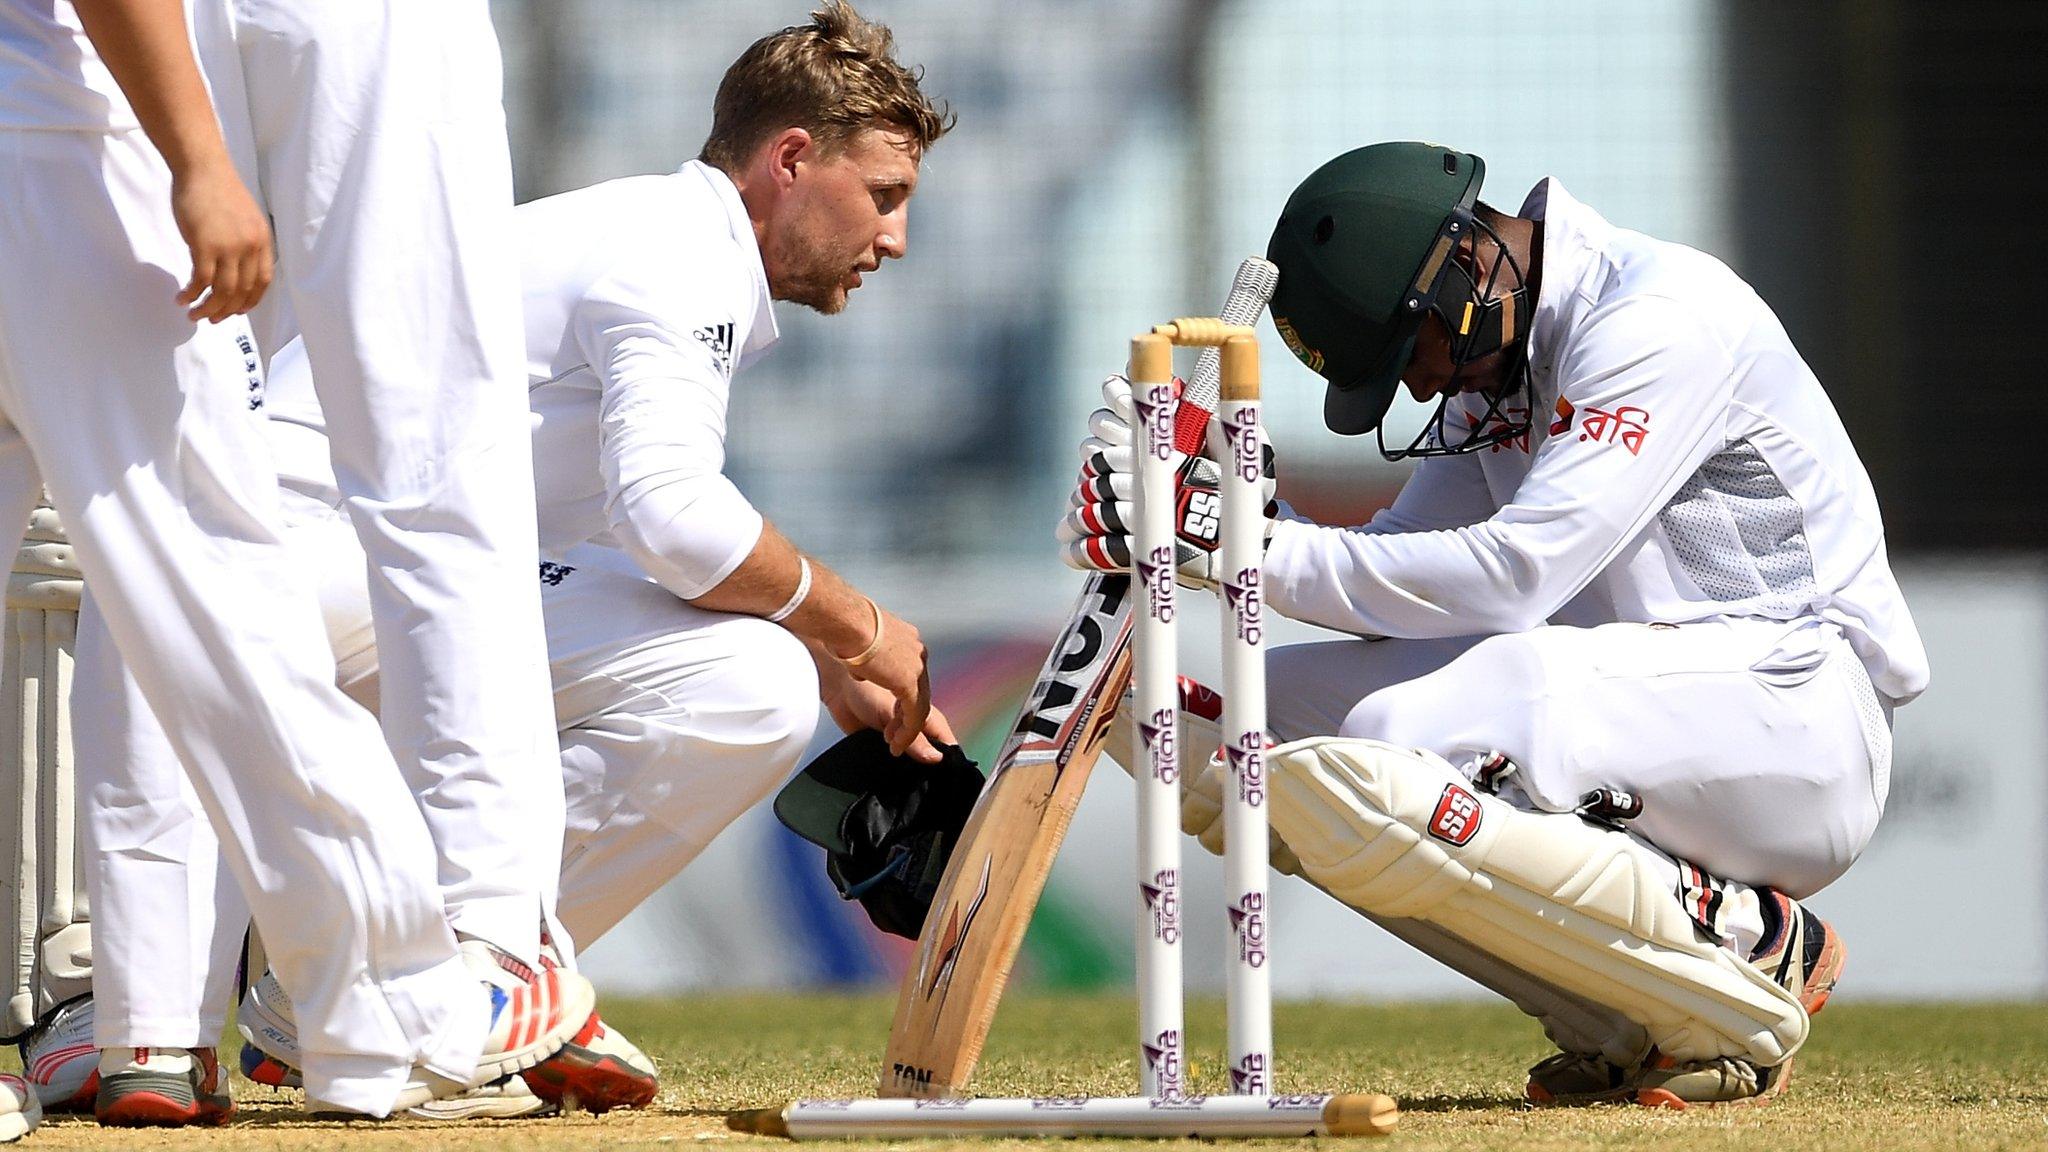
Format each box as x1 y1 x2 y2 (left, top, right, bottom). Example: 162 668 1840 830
1065 142 1926 1109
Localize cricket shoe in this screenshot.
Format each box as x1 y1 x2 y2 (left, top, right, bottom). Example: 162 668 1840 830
1522 1048 1793 1110
241 948 596 1118
1628 1053 1787 1109
467 937 656 1113
236 967 304 1089
17 995 98 1113
239 964 559 1115
521 1011 658 1113
406 1073 553 1120
520 927 657 1112
1630 890 1846 1111
306 965 594 1117
1526 889 1846 1109
0 1074 39 1144
1748 889 1847 1018
95 1047 234 1127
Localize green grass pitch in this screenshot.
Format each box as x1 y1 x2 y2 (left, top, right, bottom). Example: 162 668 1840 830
14 994 2048 1149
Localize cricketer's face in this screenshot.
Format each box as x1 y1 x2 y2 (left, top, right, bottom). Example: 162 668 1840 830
1402 314 1514 403
1400 241 1520 404
767 126 920 315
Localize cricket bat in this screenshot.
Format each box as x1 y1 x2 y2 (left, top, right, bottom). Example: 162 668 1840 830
879 258 1279 1098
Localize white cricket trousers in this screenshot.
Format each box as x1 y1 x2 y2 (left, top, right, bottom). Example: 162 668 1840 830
536 547 820 945
1267 616 1892 901
80 498 817 1043
0 128 485 1115
191 0 563 961
324 527 820 947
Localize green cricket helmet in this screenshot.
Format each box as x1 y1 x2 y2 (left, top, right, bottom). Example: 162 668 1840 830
1266 142 1531 455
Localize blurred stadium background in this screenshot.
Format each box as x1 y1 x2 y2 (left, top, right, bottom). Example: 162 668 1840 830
485 1 2048 1003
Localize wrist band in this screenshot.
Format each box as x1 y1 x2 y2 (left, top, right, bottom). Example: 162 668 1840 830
766 556 812 623
838 597 886 667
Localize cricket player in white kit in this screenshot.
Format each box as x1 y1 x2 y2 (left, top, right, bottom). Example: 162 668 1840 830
22 5 573 1106
1063 143 1926 1109
57 0 957 1123
0 0 594 1135
181 0 570 980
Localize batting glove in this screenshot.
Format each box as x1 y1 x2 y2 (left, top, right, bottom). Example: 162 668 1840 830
1103 676 1304 877
1055 375 1277 592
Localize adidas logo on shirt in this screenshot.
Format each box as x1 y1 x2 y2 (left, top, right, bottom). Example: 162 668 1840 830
692 322 735 377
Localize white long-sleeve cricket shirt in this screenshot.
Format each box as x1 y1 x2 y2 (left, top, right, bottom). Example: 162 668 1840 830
518 160 777 599
1262 179 1929 705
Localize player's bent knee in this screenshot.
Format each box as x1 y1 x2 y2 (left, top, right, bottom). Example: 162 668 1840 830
1339 631 1545 746
618 617 820 780
721 616 823 754
1338 678 1468 749
1337 689 1417 745
1266 736 1808 1068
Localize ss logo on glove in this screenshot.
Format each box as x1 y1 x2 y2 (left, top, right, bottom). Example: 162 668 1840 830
1178 488 1222 551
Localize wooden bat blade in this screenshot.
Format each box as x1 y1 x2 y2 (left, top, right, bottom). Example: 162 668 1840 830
879 572 1136 1098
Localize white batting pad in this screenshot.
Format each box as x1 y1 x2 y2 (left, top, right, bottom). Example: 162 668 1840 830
1266 737 1807 1067
1128 692 1643 1063
3 504 88 1038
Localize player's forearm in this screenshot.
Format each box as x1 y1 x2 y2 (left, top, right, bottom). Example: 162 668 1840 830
1265 394 1722 637
72 0 233 176
689 520 879 661
1262 517 1567 638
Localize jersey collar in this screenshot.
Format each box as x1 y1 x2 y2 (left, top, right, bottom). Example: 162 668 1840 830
1515 176 1613 391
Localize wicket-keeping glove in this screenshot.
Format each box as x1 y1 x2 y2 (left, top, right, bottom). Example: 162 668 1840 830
1055 375 1277 592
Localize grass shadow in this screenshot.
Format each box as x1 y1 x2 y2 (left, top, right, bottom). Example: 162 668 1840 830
1396 1093 1532 1114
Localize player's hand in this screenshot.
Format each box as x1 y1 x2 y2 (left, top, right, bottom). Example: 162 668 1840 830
823 674 960 765
832 605 936 758
1104 679 1303 876
1055 377 1277 591
170 158 273 323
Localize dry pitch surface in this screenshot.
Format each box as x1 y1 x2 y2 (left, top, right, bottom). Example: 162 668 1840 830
12 994 2047 1151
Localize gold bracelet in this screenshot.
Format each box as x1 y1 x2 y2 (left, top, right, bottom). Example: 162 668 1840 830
838 597 886 667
